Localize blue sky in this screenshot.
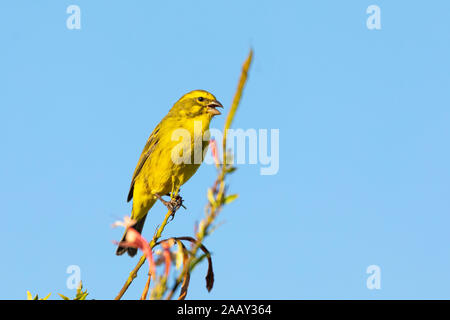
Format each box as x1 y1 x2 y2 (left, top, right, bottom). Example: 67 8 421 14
1 0 450 299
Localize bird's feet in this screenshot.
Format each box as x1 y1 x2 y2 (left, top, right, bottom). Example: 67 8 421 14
155 193 186 220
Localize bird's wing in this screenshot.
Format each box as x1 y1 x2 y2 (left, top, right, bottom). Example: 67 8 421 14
127 124 161 202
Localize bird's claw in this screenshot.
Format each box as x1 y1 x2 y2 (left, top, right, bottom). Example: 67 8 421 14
156 194 186 221
166 195 186 221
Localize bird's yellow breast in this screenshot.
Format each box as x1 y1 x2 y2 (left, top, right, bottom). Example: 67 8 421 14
135 113 212 198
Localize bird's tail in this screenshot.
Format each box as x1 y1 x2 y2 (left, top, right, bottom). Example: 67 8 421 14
116 198 157 257
115 214 147 257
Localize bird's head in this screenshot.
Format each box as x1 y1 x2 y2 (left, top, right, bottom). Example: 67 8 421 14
170 90 223 118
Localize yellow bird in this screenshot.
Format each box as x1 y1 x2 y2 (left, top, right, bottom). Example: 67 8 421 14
116 90 223 256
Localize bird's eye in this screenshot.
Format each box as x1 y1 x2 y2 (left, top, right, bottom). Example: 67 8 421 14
197 97 204 102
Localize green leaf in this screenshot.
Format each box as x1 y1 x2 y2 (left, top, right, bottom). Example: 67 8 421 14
226 167 237 174
42 293 51 300
76 292 88 300
58 293 70 300
198 220 206 236
27 291 51 300
175 240 185 270
224 194 238 204
57 281 88 300
75 282 89 300
207 188 216 206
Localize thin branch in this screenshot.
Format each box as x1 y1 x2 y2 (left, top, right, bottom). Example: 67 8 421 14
222 49 253 166
166 49 253 299
115 49 253 300
140 274 151 300
114 208 174 300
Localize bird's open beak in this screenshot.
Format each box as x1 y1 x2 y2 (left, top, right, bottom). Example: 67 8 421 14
206 100 223 116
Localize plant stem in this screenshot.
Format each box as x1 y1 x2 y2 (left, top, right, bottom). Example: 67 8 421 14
166 49 253 299
115 49 253 300
114 208 173 300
